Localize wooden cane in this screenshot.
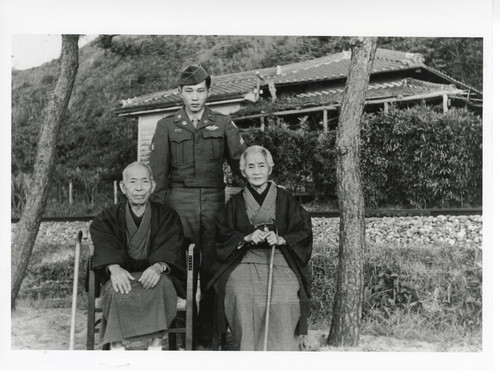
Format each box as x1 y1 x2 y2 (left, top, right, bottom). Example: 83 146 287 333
69 230 83 350
263 227 277 351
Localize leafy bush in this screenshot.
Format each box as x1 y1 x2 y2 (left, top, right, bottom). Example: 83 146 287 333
240 106 482 209
361 106 482 208
241 119 317 192
12 106 482 217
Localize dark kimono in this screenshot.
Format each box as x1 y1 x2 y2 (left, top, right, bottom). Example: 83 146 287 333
90 200 187 346
209 184 313 350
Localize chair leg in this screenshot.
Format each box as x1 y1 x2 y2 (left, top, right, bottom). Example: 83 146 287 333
168 319 178 350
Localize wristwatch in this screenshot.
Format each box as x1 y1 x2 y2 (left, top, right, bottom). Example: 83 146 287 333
157 262 169 273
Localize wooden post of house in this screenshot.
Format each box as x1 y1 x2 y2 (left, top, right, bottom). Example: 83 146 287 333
69 181 73 206
442 94 448 113
323 109 328 132
114 180 118 205
383 102 389 113
260 116 265 131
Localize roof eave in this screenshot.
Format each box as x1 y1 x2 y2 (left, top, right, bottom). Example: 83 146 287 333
116 92 248 117
421 66 482 96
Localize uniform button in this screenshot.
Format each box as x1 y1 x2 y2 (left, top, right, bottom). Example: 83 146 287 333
177 115 182 118
182 121 187 125
204 120 208 124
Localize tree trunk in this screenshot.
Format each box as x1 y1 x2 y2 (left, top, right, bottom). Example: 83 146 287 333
11 35 79 308
327 37 377 346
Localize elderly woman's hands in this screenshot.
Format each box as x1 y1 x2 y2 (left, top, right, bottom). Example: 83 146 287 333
244 229 269 245
244 229 286 246
265 231 286 246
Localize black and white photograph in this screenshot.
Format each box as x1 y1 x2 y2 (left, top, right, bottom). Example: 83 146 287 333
2 0 497 370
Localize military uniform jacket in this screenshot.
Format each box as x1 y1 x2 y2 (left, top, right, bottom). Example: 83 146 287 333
149 107 246 204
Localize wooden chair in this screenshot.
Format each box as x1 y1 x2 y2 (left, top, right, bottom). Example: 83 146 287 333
78 231 195 350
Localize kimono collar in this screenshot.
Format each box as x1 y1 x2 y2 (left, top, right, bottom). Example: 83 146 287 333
243 181 277 226
125 201 152 260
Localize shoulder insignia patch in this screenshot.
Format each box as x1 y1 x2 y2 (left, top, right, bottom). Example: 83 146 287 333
161 112 175 120
206 125 219 131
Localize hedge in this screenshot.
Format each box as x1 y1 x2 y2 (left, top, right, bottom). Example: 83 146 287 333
240 106 482 208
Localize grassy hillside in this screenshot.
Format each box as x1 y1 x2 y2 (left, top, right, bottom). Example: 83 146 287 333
11 35 482 184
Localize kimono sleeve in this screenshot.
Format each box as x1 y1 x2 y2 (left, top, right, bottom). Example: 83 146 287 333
89 208 129 271
215 197 249 262
279 194 313 267
148 207 187 279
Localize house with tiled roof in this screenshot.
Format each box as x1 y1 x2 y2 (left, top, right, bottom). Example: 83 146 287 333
116 48 482 163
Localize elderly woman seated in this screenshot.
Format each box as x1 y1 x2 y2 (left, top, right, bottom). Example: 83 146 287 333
209 145 313 351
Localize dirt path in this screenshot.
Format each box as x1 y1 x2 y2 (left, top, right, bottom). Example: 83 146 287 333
11 304 479 352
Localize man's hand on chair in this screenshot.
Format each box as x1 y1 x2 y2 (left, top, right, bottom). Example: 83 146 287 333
138 263 163 290
109 265 135 294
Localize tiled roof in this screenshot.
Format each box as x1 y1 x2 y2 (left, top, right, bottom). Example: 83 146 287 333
289 78 463 106
117 48 463 114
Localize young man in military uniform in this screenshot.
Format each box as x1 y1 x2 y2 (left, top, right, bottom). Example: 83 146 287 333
149 64 246 350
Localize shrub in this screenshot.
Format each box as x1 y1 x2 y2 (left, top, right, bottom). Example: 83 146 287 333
309 240 482 336
241 120 316 192
240 106 482 208
361 106 482 208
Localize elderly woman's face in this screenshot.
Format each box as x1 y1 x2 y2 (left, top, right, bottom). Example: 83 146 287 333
243 152 271 189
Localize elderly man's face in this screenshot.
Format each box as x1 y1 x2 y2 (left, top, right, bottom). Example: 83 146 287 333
119 164 156 207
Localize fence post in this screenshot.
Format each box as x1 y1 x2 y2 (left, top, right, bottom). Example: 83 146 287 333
69 181 73 206
442 94 448 113
114 180 118 205
384 102 389 113
323 109 328 132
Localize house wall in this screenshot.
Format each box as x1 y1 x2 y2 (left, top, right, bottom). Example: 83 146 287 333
137 101 243 163
137 112 168 163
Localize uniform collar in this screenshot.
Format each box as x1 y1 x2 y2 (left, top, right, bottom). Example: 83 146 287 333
173 107 216 132
186 107 205 122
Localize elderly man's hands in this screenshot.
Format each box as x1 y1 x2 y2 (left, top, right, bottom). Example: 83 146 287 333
108 265 135 294
138 263 163 290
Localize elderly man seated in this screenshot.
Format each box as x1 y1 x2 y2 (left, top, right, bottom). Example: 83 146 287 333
90 161 187 350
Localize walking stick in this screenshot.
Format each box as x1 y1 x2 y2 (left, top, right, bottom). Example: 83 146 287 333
263 227 277 351
69 230 83 350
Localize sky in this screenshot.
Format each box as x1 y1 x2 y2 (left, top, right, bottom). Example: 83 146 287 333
11 34 98 70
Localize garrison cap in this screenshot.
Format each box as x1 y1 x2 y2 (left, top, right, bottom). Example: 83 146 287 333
179 64 209 86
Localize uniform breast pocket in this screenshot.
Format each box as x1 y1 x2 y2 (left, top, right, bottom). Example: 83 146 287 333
170 131 193 165
202 131 224 161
